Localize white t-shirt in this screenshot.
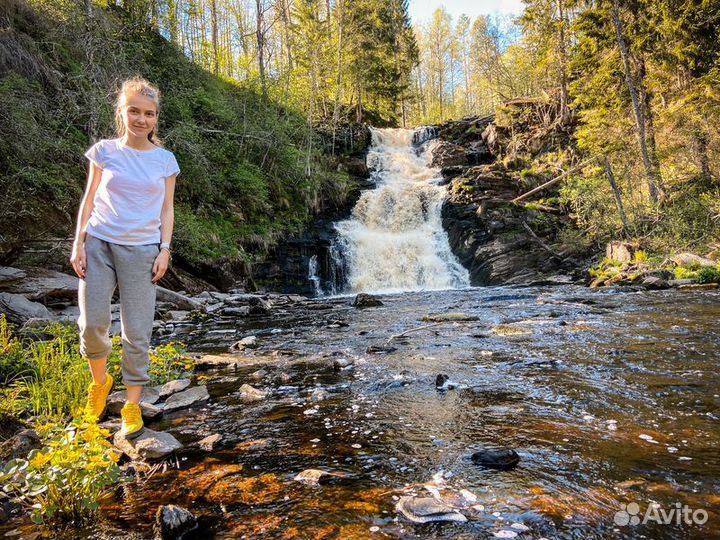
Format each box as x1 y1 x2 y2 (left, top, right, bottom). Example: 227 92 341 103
84 138 180 245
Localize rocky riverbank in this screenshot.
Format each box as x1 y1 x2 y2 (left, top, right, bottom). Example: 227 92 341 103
430 100 586 286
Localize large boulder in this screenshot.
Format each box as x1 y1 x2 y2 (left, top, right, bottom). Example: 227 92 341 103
352 293 383 308
671 252 716 268
162 385 210 412
0 292 53 325
606 241 640 263
2 268 77 302
431 141 468 168
113 429 182 461
0 266 26 289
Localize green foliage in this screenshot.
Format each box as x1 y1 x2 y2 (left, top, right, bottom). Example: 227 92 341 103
0 315 33 383
107 341 193 388
0 419 120 524
633 250 648 264
696 266 720 284
674 266 698 280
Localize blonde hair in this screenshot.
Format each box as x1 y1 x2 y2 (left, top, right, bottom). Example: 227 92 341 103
114 77 163 146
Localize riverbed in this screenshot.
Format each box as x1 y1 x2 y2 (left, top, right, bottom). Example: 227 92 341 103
55 284 720 539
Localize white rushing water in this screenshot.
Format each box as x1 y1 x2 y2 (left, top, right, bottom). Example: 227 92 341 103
332 128 470 294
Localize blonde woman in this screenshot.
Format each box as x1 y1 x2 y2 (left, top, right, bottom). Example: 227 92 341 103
70 77 180 439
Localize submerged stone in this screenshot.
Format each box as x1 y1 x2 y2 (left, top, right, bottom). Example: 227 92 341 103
395 496 468 523
471 448 520 470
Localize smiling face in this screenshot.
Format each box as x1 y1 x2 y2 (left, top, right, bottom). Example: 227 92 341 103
120 92 159 139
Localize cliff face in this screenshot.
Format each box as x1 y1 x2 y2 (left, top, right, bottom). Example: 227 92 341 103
434 100 587 285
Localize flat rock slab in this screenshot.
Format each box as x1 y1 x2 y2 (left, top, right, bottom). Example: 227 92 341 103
153 378 191 398
0 266 26 287
114 429 182 461
3 268 77 301
238 383 267 402
0 292 53 325
395 496 467 523
163 385 210 412
198 433 223 451
422 312 479 322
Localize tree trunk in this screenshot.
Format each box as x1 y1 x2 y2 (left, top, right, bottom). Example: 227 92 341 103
331 0 345 156
255 0 268 100
611 0 660 205
210 0 219 75
555 0 571 124
603 157 631 237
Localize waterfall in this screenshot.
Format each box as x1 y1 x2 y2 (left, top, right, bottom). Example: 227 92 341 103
327 127 470 295
308 255 322 297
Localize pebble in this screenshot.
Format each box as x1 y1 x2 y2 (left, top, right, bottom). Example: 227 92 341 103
351 443 362 449
369 526 380 533
493 531 518 539
639 434 658 443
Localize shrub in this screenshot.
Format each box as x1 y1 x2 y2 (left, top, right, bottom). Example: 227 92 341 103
0 418 120 524
674 266 699 280
633 250 649 264
696 266 720 284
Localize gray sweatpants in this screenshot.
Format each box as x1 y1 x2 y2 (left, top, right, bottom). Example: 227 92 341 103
78 234 158 386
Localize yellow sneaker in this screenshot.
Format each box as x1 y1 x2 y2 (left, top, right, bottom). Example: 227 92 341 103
120 402 145 440
84 373 114 421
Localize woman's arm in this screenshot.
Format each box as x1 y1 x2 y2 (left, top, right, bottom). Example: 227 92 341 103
70 163 103 278
152 175 177 284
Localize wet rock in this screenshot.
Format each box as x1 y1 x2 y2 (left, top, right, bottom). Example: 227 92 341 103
366 345 397 354
309 388 329 401
668 278 697 287
195 354 243 370
154 379 191 399
114 429 182 461
154 504 198 540
0 292 53 325
352 293 383 308
198 433 223 452
423 312 479 322
337 156 369 177
231 336 258 350
163 386 210 412
249 368 268 380
294 469 348 485
678 282 719 290
305 302 334 310
471 448 520 470
395 496 468 524
220 306 251 317
642 276 669 290
431 141 468 168
0 492 13 524
272 372 292 384
0 429 40 462
435 374 459 390
333 357 355 370
238 384 267 402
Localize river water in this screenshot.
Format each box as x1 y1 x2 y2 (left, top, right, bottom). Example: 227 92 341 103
10 129 719 539
67 284 719 540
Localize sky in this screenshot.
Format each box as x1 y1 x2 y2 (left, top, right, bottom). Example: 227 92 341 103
408 0 525 25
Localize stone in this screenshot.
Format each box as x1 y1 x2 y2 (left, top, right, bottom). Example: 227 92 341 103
671 252 716 268
238 384 267 402
423 312 479 322
220 306 251 317
231 336 258 350
0 292 53 324
154 379 191 398
435 374 459 390
113 429 182 461
309 388 329 401
366 345 397 354
156 287 204 311
195 354 244 369
606 241 640 263
395 496 468 524
163 385 210 412
0 429 40 462
471 448 520 470
337 156 370 177
0 266 26 288
431 141 468 168
293 469 348 485
678 283 719 290
155 504 198 540
642 276 669 290
107 387 160 413
668 278 697 287
198 433 223 452
249 368 268 380
4 268 77 302
333 357 354 370
352 293 383 308
167 310 190 321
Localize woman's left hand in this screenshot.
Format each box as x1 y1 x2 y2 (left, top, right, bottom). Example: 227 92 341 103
152 249 171 284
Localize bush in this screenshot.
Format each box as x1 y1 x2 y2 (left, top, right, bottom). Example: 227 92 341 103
0 418 120 524
696 266 720 284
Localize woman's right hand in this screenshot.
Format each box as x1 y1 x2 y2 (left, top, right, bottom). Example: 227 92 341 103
70 242 86 279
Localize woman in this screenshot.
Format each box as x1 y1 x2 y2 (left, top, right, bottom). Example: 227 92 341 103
70 77 180 439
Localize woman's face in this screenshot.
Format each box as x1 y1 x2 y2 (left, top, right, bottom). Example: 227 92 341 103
122 93 158 139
